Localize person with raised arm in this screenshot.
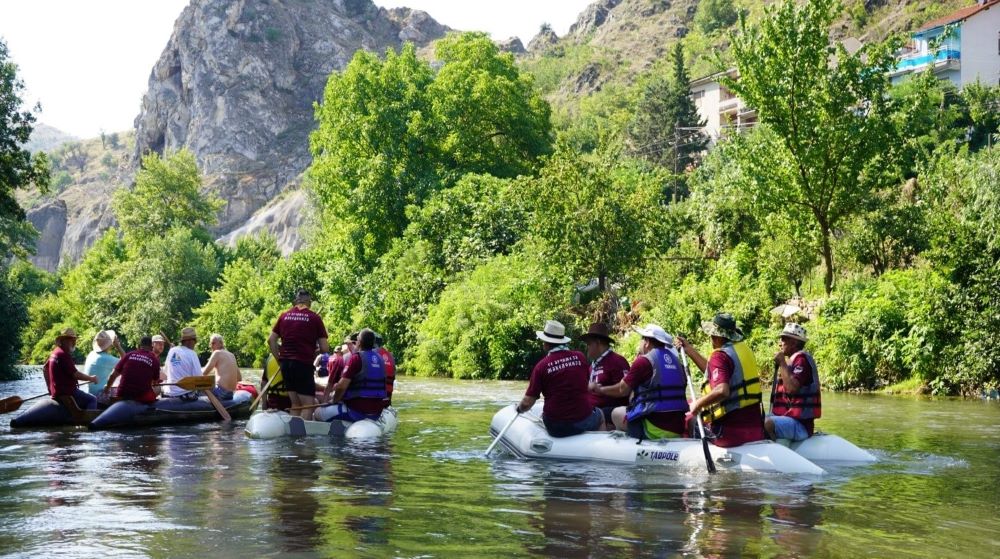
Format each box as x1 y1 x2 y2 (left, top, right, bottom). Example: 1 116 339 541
765 323 821 441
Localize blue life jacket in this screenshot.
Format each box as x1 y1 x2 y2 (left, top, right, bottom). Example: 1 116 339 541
344 350 387 401
316 353 330 377
626 347 689 422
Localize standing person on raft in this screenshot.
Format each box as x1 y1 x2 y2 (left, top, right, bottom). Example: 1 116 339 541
268 289 329 420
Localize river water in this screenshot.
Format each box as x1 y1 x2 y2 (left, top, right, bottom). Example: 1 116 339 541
1 371 998 558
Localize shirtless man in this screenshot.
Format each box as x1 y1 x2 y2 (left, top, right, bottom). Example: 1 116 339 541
202 333 241 400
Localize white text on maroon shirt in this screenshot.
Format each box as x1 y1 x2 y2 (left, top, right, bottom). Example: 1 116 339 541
545 355 583 374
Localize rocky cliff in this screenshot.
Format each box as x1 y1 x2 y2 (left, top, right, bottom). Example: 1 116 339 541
132 0 447 236
28 0 447 270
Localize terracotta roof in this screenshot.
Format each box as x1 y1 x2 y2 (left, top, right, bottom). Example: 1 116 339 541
917 0 999 32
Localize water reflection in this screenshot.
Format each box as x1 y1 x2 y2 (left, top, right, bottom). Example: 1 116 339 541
318 441 395 553
270 442 324 552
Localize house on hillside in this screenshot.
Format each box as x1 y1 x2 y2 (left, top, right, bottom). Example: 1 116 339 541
889 0 1000 87
689 69 756 142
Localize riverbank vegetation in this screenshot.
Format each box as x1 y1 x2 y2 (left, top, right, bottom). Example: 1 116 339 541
6 1 1000 394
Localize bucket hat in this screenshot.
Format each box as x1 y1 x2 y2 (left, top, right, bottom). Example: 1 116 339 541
536 320 571 344
701 313 744 342
779 322 808 343
633 323 673 346
93 330 117 352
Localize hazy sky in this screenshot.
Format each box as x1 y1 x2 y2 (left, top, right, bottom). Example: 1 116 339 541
0 0 592 139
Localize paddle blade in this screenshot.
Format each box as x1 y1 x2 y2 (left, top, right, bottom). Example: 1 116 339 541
174 376 216 391
202 389 232 422
702 437 717 474
0 396 24 414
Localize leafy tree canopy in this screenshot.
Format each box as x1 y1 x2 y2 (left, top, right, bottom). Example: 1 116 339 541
112 149 223 249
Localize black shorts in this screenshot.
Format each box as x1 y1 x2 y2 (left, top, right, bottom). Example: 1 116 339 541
279 359 315 395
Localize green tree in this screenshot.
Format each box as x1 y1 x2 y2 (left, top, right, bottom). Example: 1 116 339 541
526 146 667 291
724 0 899 294
354 174 528 361
962 81 1000 151
694 0 740 34
1 38 49 260
112 149 223 248
627 42 707 196
429 32 552 181
309 43 437 272
0 264 29 378
105 226 221 344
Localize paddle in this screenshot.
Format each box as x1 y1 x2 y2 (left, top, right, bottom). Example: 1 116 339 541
1 382 87 414
155 376 215 391
249 355 277 414
485 405 520 457
202 388 231 422
288 402 330 411
680 350 717 474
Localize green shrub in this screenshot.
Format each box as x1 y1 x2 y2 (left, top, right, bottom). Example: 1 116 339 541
408 252 566 379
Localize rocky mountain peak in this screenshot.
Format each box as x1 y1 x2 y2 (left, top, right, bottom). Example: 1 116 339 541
132 0 448 236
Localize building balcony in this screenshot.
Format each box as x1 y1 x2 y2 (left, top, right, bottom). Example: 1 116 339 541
891 48 961 76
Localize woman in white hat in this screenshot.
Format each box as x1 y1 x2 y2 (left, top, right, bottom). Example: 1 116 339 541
516 320 604 437
84 330 124 398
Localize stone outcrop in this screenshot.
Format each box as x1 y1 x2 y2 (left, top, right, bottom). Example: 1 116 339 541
527 25 559 51
218 188 309 255
497 37 526 54
568 0 624 37
26 199 67 272
131 0 447 239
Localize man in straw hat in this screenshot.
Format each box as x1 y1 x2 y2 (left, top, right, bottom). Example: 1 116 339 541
516 320 604 437
579 322 629 428
46 328 99 410
765 323 821 441
675 313 765 448
164 327 203 401
591 324 689 439
268 288 329 420
84 330 124 398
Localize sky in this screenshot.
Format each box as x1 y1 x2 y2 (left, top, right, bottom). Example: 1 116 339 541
0 0 592 139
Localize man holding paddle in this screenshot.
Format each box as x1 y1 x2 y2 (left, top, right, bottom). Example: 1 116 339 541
47 328 99 410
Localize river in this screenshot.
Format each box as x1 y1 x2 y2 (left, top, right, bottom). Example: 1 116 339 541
1 371 998 558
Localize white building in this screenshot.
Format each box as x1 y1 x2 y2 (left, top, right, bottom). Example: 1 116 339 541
690 1 1000 142
889 0 1000 87
689 69 756 142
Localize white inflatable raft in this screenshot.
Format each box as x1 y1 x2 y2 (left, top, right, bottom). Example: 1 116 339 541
489 405 825 475
781 432 877 463
245 406 398 440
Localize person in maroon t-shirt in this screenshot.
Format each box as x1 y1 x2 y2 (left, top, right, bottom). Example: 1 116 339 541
516 320 603 437
591 324 688 439
46 328 99 411
268 289 329 420
579 322 629 428
104 336 161 404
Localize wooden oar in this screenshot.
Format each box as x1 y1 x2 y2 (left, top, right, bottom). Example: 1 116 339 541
202 388 231 422
249 355 278 414
680 350 717 474
1 382 87 414
155 376 215 391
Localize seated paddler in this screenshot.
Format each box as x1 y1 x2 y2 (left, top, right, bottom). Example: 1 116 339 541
591 324 688 440
765 323 821 442
516 320 604 437
103 336 160 405
314 328 388 422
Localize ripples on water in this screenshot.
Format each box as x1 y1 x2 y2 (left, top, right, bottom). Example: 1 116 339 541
1 374 998 558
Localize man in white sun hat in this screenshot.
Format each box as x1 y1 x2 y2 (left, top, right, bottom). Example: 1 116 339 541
517 320 604 437
84 330 124 398
765 322 821 441
591 324 689 440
